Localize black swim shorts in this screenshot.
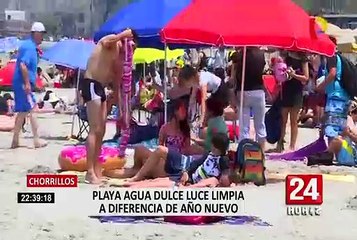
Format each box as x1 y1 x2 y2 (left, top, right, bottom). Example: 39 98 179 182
80 78 106 103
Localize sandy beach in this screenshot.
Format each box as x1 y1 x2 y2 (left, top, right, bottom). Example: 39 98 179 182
0 90 357 240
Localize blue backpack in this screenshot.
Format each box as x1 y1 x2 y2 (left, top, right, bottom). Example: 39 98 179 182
236 139 266 186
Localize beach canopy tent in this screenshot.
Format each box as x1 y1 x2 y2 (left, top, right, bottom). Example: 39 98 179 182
161 0 336 137
134 48 184 64
161 0 335 56
94 0 191 49
42 39 95 70
0 60 43 90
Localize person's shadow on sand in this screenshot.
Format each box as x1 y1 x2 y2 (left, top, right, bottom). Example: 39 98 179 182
23 136 69 141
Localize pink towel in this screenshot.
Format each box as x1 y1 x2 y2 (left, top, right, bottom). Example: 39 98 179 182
118 39 134 157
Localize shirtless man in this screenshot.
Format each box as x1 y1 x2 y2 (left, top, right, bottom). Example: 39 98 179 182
81 29 137 184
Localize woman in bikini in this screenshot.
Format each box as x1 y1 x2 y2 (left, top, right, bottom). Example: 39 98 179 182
104 99 191 178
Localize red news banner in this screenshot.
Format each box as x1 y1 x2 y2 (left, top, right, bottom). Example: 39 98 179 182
18 175 77 204
27 174 78 188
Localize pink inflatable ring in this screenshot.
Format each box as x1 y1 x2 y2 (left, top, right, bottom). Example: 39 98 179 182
58 145 126 172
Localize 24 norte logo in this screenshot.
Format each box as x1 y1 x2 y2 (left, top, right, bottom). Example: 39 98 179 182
285 174 323 216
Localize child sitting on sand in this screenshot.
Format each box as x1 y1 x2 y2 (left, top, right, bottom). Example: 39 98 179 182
122 133 231 188
191 97 228 154
179 132 231 186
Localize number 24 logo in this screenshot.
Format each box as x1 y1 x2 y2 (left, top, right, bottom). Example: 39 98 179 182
286 175 323 205
290 178 319 200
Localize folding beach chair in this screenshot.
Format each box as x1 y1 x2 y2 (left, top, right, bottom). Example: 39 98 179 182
75 105 89 141
131 91 164 126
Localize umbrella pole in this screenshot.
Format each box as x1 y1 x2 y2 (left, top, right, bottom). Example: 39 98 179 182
237 46 247 143
70 69 81 137
164 44 168 123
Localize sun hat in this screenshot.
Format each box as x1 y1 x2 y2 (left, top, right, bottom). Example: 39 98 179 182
31 22 46 33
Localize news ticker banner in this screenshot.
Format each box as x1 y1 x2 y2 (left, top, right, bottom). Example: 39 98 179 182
19 175 246 217
20 174 324 217
18 188 245 217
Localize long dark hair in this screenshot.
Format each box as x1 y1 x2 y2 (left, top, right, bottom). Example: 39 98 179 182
170 99 190 139
198 51 207 71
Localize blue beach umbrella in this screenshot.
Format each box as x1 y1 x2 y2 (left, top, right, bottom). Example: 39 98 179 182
0 37 21 53
94 0 191 49
42 39 95 70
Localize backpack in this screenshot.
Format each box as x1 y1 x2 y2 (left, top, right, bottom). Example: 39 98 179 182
338 54 357 98
236 139 266 186
265 100 282 144
306 151 334 166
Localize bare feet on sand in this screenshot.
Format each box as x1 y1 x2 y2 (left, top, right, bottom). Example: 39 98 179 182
125 176 141 182
34 139 48 148
85 171 102 185
94 162 103 179
10 140 19 149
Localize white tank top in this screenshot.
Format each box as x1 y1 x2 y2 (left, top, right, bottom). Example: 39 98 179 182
199 71 221 93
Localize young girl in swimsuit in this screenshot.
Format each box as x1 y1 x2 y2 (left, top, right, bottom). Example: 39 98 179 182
104 99 191 178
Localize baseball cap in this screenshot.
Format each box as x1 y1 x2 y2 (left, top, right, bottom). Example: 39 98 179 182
31 22 46 33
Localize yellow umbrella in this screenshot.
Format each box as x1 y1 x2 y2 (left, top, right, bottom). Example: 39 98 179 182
315 16 328 32
133 48 184 64
315 18 357 53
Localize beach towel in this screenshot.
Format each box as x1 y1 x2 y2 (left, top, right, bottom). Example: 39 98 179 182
92 215 271 226
268 136 327 161
118 38 134 157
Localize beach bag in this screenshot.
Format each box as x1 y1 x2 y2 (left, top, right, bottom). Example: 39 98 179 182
128 121 159 144
265 100 282 144
306 151 334 166
236 139 266 186
338 54 357 98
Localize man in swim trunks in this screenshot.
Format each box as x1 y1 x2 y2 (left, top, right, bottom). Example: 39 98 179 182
81 28 137 184
11 22 47 149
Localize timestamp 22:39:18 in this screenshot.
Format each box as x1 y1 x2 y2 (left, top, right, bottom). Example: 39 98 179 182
17 192 55 204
